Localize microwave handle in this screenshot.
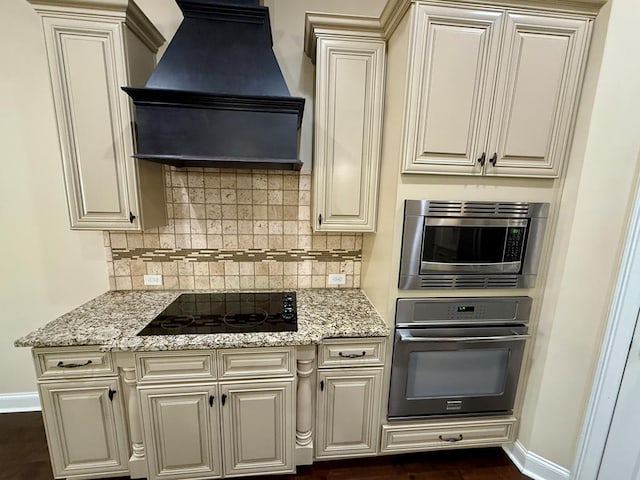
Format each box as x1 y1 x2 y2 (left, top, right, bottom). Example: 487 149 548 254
398 330 530 343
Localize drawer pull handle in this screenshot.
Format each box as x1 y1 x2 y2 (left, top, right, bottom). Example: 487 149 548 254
57 360 92 368
439 434 463 443
338 351 366 359
221 394 227 406
209 395 215 407
108 388 116 402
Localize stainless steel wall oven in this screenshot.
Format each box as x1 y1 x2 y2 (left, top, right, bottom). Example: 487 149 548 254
399 200 549 289
388 297 532 419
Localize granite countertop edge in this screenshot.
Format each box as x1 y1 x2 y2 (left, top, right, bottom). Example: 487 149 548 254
14 289 391 352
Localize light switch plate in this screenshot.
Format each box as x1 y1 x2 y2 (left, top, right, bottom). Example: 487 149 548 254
327 273 346 285
143 274 163 286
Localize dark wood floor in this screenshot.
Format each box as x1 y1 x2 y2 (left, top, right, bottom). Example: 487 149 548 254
0 412 529 480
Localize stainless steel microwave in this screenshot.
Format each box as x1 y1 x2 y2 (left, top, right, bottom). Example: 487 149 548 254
399 200 549 289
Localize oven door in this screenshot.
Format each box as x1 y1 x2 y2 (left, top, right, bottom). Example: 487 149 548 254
388 325 528 418
420 218 528 274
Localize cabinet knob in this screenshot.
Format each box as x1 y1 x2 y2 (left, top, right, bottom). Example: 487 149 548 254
489 153 497 166
129 211 137 223
209 395 215 407
108 388 116 402
320 380 324 392
477 152 486 166
318 213 323 226
221 394 227 406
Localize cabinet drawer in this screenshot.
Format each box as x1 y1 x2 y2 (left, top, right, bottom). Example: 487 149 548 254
318 338 385 368
380 417 516 453
34 348 114 379
136 351 216 383
218 347 294 379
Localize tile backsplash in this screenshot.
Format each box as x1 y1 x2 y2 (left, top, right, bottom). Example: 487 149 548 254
106 167 362 290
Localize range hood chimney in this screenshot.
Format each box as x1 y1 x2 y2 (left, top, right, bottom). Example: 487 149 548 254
123 0 305 171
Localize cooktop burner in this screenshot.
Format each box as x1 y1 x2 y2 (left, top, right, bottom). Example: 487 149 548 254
137 292 297 335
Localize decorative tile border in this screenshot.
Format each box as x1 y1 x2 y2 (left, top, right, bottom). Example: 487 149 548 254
111 248 362 263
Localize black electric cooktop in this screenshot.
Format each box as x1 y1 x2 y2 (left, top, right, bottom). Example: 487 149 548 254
137 292 297 336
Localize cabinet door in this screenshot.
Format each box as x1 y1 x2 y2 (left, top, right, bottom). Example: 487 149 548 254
139 385 222 480
313 37 385 232
486 13 591 177
402 5 503 175
220 380 295 476
38 378 129 478
316 368 383 459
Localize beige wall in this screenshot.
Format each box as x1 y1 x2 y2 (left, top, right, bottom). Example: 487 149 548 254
0 0 109 394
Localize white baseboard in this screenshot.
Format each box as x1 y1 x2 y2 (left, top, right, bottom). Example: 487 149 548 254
504 441 570 480
0 392 41 413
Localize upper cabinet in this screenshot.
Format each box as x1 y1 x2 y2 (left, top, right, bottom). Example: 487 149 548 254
28 0 167 230
401 4 592 178
305 23 386 232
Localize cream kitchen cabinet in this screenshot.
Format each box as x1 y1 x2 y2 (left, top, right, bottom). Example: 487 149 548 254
315 338 385 459
306 29 386 232
401 4 592 178
34 349 130 479
28 0 167 230
136 348 296 479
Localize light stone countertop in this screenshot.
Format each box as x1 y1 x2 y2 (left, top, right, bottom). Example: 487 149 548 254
14 289 390 351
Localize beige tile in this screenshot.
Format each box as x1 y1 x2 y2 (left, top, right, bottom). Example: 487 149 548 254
236 173 252 189
312 262 326 276
237 220 253 234
220 172 237 189
103 231 112 247
163 262 178 276
267 174 283 190
193 262 209 276
206 204 222 219
238 205 253 220
221 189 237 204
283 221 297 235
345 275 355 288
298 261 312 275
255 262 269 275
191 219 207 234
158 219 176 234
224 276 240 289
284 263 297 276
178 261 194 275
110 233 127 249
194 276 210 289
162 275 178 289
164 169 172 187
283 235 297 249
174 219 191 234
173 187 189 203
131 260 146 276
298 190 311 206
191 204 206 220
268 221 284 235
104 247 113 262
126 233 143 249
106 261 114 277
132 276 145 290
223 235 238 249
189 188 205 204
355 234 363 249
114 259 131 276
108 276 116 290
283 175 298 190
327 235 341 250
240 276 255 289
311 275 325 288
254 235 268 249
147 262 163 275
297 275 311 288
210 276 225 289
187 170 204 187
204 172 220 188
299 174 311 191
165 187 174 205
208 262 223 275
237 189 252 204
297 221 312 235
115 276 133 290
283 190 298 205
253 220 268 234
326 262 341 274
312 234 327 250
238 234 253 249
159 234 176 249
283 206 298 221
253 174 268 189
268 205 283 220
166 203 175 219
354 261 361 276
268 262 284 275
284 276 298 289
143 233 160 249
171 170 188 187
255 276 269 288
222 220 238 234
298 235 312 250
179 276 195 289
268 190 283 205
205 188 221 204
207 219 222 234
253 189 268 204
269 276 284 289
222 205 238 220
254 205 268 220
224 262 240 275
207 234 223 249
176 234 192 249
341 260 354 275
298 205 311 221
269 235 283 249
341 234 356 250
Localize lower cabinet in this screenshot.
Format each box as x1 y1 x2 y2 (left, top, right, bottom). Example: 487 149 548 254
138 385 222 479
38 378 129 478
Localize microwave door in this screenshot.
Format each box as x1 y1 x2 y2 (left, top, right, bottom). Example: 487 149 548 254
420 218 526 274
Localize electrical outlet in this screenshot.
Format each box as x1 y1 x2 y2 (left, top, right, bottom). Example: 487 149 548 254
327 273 346 285
143 274 163 286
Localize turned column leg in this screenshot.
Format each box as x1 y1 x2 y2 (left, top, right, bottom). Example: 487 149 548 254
122 367 146 478
296 346 315 465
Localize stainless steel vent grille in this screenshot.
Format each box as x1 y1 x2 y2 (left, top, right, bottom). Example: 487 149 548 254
420 276 520 289
425 201 530 217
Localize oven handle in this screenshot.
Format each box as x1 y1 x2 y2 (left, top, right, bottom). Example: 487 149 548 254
398 330 530 343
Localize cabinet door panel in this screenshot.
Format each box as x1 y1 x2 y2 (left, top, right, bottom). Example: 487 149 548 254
402 5 502 174
316 368 383 459
313 38 385 232
39 379 128 478
487 13 590 177
221 381 294 476
139 385 221 479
